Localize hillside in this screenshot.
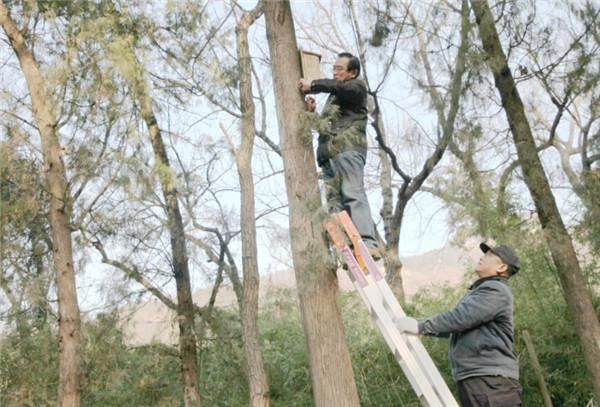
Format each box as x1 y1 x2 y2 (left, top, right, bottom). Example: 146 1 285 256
121 243 481 345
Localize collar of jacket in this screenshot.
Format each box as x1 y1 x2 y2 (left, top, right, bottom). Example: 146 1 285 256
469 275 508 290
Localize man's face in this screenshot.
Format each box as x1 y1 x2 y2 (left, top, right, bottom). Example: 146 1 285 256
475 251 507 278
333 56 356 81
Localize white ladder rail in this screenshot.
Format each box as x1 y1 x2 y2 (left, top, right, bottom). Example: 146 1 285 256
324 212 459 407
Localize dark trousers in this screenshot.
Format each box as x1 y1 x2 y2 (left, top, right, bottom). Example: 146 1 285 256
458 376 522 407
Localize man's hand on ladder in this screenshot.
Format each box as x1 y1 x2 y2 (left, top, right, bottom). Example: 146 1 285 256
394 317 420 335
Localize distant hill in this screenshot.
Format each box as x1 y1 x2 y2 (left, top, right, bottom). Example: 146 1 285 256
121 243 481 345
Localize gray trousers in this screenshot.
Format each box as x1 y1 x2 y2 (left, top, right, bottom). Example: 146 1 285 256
321 151 378 248
457 376 522 407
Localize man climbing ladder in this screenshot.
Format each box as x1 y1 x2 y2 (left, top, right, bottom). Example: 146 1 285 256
299 52 381 260
324 211 459 407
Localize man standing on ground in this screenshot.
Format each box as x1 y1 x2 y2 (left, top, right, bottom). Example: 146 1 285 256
395 243 523 406
298 52 380 258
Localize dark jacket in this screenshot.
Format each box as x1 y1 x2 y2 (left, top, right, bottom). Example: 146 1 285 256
310 78 368 166
418 276 519 382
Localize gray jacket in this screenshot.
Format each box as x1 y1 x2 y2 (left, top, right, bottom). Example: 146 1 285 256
418 276 519 382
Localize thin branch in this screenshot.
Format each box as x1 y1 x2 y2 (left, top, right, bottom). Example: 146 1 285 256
369 94 411 182
255 129 280 156
89 237 177 310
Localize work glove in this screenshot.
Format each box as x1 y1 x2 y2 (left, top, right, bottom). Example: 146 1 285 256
394 316 419 335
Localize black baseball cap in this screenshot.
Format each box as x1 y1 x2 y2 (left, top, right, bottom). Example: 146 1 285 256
480 242 521 275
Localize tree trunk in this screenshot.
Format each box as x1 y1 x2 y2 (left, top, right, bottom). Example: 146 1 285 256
235 4 270 407
384 198 407 302
0 4 82 406
344 0 406 300
471 1 600 400
263 1 360 406
384 0 470 303
95 19 203 404
371 96 406 301
136 78 201 407
105 8 201 401
522 330 553 407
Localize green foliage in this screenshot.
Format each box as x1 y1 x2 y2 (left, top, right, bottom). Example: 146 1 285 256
577 168 600 254
368 0 395 47
259 295 311 406
80 312 183 407
1 248 597 405
0 314 183 406
37 0 104 18
511 243 597 405
0 141 53 334
0 325 58 406
0 142 47 235
197 308 248 406
153 161 178 192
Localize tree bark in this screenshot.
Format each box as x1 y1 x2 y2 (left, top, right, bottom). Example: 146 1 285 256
95 23 203 404
471 0 600 400
263 1 360 406
0 4 82 406
137 85 202 406
105 6 201 401
235 4 270 406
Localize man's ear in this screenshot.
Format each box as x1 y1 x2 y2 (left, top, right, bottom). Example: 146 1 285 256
496 263 509 277
350 69 358 79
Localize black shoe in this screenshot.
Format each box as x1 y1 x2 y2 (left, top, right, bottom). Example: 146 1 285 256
367 246 382 261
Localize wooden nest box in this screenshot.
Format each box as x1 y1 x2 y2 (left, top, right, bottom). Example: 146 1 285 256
299 49 322 82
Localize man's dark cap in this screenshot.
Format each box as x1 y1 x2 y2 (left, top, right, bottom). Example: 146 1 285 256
480 242 521 275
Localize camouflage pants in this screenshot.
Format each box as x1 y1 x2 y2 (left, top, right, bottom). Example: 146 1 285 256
321 150 378 248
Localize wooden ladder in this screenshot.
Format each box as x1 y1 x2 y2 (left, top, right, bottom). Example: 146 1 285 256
324 211 459 407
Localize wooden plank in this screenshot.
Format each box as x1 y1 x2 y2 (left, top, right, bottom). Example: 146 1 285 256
323 217 368 287
335 211 383 280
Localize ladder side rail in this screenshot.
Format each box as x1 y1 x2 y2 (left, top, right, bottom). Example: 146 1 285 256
373 279 459 406
332 211 459 407
341 249 445 406
346 274 431 405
